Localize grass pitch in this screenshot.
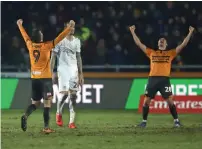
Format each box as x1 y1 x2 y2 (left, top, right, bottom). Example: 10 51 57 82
1 110 202 149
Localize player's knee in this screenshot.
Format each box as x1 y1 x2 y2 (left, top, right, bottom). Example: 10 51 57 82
43 98 51 108
32 100 41 108
144 96 152 106
43 93 52 108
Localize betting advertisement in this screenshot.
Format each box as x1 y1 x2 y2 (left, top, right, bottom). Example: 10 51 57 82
125 78 202 110
1 78 202 112
138 95 202 114
1 78 131 109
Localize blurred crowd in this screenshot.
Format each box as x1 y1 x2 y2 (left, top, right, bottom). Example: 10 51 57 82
1 1 202 72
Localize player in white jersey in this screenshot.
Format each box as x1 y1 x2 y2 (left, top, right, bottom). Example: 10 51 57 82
50 22 84 129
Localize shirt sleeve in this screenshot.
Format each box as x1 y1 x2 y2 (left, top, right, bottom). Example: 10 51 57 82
76 39 81 53
53 27 71 46
169 49 177 59
145 48 154 58
52 41 61 53
18 24 32 47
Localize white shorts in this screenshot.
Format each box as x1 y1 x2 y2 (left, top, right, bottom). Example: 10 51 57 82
57 67 78 92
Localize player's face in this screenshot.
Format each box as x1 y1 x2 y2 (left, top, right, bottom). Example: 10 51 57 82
158 38 167 50
70 27 75 35
65 23 75 35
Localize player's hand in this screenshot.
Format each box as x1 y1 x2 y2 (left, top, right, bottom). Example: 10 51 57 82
78 73 84 87
69 20 75 27
189 26 195 33
129 25 136 32
17 19 23 26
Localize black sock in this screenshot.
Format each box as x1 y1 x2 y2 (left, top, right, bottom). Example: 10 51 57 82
142 105 149 121
70 94 77 106
43 107 50 128
169 104 178 120
25 104 36 117
61 94 68 103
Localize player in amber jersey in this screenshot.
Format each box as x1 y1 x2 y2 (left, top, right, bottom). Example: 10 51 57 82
17 19 75 133
129 25 195 128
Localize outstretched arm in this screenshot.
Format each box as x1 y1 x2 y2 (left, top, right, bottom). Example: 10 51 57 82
17 19 31 45
53 20 75 46
176 26 195 54
129 25 147 53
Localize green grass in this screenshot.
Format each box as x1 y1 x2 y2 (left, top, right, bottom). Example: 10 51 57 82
1 110 202 149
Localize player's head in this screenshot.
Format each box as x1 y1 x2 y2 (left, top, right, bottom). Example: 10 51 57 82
64 22 75 35
32 29 43 42
158 38 167 50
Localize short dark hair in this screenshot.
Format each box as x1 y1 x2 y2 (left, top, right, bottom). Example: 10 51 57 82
32 29 41 43
159 35 167 40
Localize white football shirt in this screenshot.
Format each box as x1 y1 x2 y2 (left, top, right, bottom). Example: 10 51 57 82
53 36 81 69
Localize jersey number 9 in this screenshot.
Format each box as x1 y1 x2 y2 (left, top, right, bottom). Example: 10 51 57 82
33 50 40 63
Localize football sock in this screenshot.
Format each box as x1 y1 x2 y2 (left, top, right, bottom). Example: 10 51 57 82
57 93 68 114
43 107 50 128
169 104 178 120
25 104 36 117
60 97 66 113
56 96 60 114
69 100 75 124
53 84 59 104
142 105 149 121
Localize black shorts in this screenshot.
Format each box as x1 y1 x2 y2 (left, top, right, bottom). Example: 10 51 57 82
145 76 172 99
31 78 53 101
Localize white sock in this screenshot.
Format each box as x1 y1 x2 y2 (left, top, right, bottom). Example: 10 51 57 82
53 84 60 114
53 84 59 102
69 100 75 124
143 120 147 122
174 119 179 122
57 93 67 115
59 97 66 114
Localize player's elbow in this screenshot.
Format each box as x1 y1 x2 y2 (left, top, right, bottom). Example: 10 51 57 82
76 52 81 58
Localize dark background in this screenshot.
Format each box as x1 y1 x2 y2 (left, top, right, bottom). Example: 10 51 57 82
1 1 202 72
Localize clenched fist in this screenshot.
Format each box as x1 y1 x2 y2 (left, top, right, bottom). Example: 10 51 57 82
17 19 23 26
189 26 195 33
69 20 75 27
129 25 136 32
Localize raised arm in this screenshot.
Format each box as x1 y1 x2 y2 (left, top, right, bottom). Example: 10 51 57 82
17 19 31 45
129 25 147 53
53 20 75 46
176 26 195 54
